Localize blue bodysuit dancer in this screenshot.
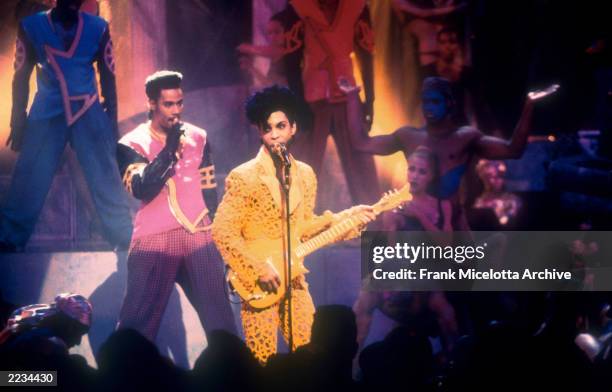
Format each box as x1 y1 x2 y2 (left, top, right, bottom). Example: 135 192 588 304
343 77 559 229
0 0 132 251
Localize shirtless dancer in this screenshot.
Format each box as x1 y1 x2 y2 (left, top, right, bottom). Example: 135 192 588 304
344 77 558 229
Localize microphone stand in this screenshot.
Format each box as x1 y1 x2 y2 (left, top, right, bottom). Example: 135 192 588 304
280 160 293 353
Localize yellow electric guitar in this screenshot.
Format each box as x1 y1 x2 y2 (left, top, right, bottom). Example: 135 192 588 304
227 185 412 309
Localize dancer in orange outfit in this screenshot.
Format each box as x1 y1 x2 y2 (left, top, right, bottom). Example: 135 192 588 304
288 0 380 206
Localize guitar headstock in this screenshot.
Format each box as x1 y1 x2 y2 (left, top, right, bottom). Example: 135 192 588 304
372 184 412 214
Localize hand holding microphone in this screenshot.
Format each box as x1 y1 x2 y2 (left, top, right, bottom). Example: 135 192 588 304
165 118 184 159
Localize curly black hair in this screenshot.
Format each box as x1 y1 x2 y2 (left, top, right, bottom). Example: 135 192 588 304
245 85 299 128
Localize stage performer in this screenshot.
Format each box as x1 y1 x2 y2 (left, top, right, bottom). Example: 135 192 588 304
116 70 236 341
344 77 559 229
212 85 375 363
287 0 380 206
0 0 132 251
353 147 458 354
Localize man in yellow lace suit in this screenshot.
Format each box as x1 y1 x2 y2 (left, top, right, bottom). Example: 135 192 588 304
212 85 375 363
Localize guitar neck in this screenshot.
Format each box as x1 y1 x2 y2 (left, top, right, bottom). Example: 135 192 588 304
293 185 410 258
295 214 365 258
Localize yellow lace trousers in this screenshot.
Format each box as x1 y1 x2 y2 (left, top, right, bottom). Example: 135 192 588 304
241 281 315 363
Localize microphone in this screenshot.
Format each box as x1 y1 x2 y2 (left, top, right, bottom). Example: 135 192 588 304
169 118 185 137
272 143 291 167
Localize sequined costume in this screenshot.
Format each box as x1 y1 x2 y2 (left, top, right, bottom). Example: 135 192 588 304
0 10 132 249
212 146 361 363
115 122 236 341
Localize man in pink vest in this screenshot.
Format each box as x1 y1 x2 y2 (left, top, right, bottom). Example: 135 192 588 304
115 70 236 341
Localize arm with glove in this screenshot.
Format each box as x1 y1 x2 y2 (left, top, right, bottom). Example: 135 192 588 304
117 123 184 202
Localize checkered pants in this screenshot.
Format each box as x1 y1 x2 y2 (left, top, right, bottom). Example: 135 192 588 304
117 224 236 341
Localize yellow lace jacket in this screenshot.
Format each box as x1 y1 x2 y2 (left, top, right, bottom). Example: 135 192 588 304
212 146 360 289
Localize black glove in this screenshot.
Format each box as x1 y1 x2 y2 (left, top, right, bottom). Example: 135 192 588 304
117 124 183 202
133 151 175 201
165 122 184 156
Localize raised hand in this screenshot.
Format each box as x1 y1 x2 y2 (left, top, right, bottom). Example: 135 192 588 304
527 84 560 101
337 77 374 131
338 77 360 95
